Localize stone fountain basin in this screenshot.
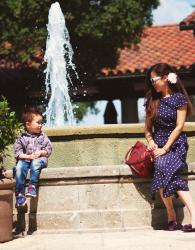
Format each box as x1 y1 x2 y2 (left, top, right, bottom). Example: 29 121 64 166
4 122 195 169
4 123 195 232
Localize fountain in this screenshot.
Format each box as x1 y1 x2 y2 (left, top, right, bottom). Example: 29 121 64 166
44 2 76 127
6 1 195 233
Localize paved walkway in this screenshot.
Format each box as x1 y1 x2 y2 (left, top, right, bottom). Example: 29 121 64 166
1 229 195 250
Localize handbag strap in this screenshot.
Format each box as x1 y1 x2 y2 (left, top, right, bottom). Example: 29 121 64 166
125 144 153 165
125 146 134 163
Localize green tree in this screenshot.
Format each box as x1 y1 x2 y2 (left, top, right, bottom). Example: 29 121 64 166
0 0 159 74
0 0 159 121
73 101 99 123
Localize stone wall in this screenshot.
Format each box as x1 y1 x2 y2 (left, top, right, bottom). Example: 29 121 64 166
5 123 195 232
5 123 195 168
13 164 195 233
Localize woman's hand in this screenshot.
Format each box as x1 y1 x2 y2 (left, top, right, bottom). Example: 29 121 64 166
147 140 158 151
153 148 166 158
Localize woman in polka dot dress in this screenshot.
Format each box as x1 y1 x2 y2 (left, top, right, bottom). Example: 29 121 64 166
145 63 195 232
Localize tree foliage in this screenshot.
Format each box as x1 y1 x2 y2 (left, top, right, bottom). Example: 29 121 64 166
73 101 99 123
0 0 159 122
0 0 159 74
0 97 22 166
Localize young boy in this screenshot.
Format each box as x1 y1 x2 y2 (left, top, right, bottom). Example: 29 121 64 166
14 107 52 207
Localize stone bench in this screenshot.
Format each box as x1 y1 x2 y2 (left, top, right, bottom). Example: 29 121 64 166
10 163 195 233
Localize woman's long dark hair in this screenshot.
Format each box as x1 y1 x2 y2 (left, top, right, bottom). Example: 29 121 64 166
145 63 193 121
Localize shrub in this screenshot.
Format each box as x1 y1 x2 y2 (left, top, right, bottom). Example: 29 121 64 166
0 97 22 168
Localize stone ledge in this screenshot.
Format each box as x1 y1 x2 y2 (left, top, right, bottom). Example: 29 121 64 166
39 163 195 180
5 163 195 181
43 124 145 136
43 122 195 137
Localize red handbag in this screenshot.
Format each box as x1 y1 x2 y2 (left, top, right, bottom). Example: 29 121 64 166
125 141 154 178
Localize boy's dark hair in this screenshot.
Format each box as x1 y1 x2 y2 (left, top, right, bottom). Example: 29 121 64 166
21 107 42 125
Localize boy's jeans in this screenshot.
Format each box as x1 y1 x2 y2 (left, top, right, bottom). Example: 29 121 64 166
14 159 46 195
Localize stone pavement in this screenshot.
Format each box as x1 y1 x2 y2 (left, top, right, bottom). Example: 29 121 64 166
1 229 195 250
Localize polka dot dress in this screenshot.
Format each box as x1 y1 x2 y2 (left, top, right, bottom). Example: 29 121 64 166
152 92 189 198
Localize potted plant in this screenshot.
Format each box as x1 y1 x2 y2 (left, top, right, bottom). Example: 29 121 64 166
0 97 22 242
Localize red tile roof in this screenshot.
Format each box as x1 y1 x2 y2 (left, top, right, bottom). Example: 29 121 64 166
101 24 195 76
1 13 195 76
0 43 43 69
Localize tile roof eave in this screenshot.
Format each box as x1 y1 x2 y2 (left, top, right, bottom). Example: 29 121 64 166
97 72 145 80
180 21 195 31
98 64 195 80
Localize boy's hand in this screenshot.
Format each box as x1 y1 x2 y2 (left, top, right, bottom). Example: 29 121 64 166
37 149 48 157
33 150 48 158
27 153 40 160
33 150 42 158
18 150 48 160
29 150 43 159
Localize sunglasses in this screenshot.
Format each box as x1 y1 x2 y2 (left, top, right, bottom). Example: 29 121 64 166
150 76 161 85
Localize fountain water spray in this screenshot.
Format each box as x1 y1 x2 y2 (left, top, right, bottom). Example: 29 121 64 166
44 2 76 127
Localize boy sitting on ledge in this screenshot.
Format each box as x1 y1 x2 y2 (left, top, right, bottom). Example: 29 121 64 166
14 107 52 207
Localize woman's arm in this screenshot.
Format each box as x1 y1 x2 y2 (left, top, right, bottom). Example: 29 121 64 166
163 106 187 152
145 115 158 150
145 115 153 142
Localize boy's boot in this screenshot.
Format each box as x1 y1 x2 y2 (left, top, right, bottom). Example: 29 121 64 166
15 193 27 207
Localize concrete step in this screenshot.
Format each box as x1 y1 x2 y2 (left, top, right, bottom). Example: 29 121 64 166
2 229 195 250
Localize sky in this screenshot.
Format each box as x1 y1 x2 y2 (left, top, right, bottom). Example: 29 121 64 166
79 0 194 125
153 0 194 25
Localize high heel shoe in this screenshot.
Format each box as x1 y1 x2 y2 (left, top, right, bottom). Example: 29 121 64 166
182 224 195 232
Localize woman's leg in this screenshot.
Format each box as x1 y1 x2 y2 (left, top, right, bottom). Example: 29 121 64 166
159 188 176 222
177 190 195 227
